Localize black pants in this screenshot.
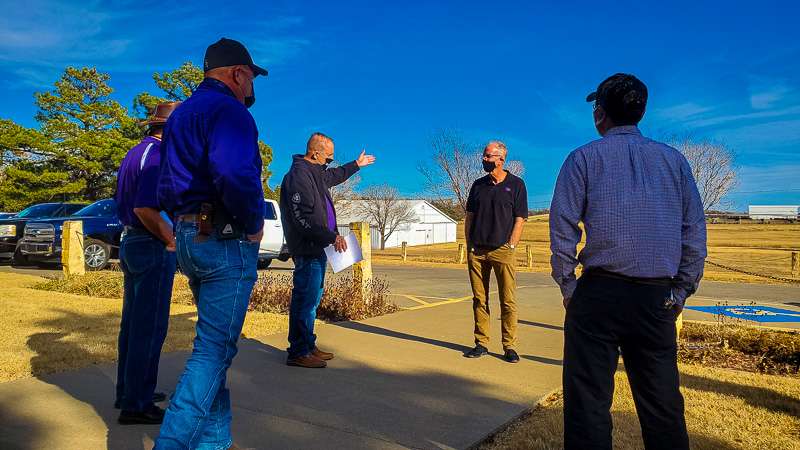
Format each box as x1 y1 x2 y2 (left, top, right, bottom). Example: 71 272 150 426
563 274 689 450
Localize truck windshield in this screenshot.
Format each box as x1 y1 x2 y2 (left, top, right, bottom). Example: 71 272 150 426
74 200 117 217
14 204 60 218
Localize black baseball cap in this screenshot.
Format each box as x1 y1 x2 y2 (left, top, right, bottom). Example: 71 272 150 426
204 38 268 77
586 73 648 125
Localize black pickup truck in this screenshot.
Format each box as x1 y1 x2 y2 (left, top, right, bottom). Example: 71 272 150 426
0 202 88 263
17 199 123 270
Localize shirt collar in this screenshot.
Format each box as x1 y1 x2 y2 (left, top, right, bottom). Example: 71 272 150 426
197 77 236 98
604 125 641 137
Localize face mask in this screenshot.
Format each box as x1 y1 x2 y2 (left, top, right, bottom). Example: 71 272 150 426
244 81 255 108
482 160 496 172
325 157 334 164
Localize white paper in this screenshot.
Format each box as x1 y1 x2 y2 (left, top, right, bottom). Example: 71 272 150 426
324 233 363 273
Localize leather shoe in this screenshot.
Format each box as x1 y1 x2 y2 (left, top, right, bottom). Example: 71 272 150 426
114 391 167 409
464 344 488 358
504 348 520 363
312 347 334 360
287 353 327 368
118 405 165 425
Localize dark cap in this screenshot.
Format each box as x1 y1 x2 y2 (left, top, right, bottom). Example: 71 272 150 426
204 38 268 77
586 73 648 125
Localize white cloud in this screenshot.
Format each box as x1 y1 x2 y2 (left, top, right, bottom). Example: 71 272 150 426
750 84 792 110
652 102 715 121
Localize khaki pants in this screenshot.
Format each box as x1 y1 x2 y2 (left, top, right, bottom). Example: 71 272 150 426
467 244 517 349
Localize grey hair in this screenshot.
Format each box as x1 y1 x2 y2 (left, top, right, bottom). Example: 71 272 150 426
485 140 508 158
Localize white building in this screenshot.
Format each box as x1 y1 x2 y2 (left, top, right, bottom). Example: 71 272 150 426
748 205 799 220
336 199 457 249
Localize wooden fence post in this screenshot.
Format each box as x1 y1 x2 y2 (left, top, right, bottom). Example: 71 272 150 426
401 241 407 262
458 243 465 264
62 220 85 277
350 222 372 304
792 251 799 278
526 245 533 269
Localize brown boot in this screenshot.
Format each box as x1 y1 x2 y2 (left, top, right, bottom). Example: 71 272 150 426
286 353 327 368
312 347 334 361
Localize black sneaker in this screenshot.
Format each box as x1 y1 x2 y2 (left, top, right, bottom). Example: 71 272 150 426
118 405 165 425
504 348 520 363
114 391 167 409
464 345 489 358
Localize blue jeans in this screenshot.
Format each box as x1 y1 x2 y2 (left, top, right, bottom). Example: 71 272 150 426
287 254 327 359
117 229 176 412
154 222 259 450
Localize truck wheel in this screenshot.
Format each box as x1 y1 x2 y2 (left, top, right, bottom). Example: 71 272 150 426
84 239 111 270
257 258 272 270
277 253 290 262
12 248 30 267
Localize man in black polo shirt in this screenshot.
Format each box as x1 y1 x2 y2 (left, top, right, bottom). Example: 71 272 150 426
464 141 528 363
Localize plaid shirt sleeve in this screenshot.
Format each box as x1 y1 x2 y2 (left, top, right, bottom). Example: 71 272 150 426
549 151 587 299
672 156 708 304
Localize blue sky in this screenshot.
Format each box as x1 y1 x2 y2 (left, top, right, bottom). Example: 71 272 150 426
1 0 799 211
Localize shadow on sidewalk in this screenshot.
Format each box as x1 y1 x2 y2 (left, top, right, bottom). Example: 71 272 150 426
517 319 564 331
16 308 197 450
233 338 526 449
332 321 473 353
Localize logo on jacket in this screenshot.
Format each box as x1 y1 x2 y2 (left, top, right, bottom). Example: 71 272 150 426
292 193 301 203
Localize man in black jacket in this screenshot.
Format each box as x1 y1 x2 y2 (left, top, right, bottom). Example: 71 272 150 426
279 132 376 368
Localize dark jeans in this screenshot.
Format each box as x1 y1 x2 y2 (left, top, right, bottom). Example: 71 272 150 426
563 273 689 450
287 254 327 359
117 229 176 412
154 222 259 450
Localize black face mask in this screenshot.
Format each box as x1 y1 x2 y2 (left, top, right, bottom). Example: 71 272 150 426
482 160 496 172
325 157 334 164
244 81 255 108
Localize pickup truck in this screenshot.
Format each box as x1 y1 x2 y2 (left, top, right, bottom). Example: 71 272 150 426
18 199 122 270
18 198 289 271
258 199 291 268
0 202 88 263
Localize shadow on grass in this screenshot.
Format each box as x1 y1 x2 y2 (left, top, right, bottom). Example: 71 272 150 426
680 372 800 418
6 308 198 449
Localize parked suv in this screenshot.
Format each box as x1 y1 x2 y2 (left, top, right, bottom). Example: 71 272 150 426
258 199 291 269
18 199 122 270
0 202 88 263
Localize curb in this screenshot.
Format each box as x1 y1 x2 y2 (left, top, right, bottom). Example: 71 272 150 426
466 386 563 450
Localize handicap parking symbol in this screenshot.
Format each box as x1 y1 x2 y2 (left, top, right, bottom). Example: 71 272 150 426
685 305 800 323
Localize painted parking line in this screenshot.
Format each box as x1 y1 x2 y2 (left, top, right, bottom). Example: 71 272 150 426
402 295 430 305
398 285 551 311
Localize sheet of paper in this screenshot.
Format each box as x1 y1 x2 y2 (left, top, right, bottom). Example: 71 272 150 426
324 233 363 273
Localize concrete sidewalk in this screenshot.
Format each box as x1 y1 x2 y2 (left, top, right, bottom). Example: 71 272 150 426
0 284 566 450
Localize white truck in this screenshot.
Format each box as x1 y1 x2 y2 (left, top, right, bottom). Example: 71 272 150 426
258 199 291 269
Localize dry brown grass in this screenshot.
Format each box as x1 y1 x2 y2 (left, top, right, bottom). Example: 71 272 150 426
0 272 288 383
481 364 800 450
374 216 800 284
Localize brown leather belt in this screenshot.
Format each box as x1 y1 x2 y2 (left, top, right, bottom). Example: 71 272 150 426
176 214 201 223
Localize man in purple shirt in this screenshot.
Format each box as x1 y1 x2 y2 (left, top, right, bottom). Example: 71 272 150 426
279 132 375 368
113 101 180 425
550 74 706 450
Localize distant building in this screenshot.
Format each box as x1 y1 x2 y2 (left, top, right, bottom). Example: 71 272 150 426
748 205 799 220
336 199 457 249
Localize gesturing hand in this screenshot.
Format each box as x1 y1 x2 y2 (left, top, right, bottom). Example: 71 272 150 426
334 235 348 253
356 149 376 167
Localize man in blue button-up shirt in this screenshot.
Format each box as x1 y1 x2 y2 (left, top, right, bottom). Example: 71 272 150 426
154 38 267 450
550 74 706 450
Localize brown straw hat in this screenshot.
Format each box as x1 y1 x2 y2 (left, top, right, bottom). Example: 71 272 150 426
143 101 181 126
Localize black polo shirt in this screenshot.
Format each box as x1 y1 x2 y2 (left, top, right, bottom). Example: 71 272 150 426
466 171 528 248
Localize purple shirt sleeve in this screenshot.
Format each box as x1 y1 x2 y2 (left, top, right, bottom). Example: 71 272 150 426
133 143 161 209
326 197 337 231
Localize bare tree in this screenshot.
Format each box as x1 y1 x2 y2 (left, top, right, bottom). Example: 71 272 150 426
418 130 525 214
360 184 418 250
673 139 737 211
329 163 361 219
